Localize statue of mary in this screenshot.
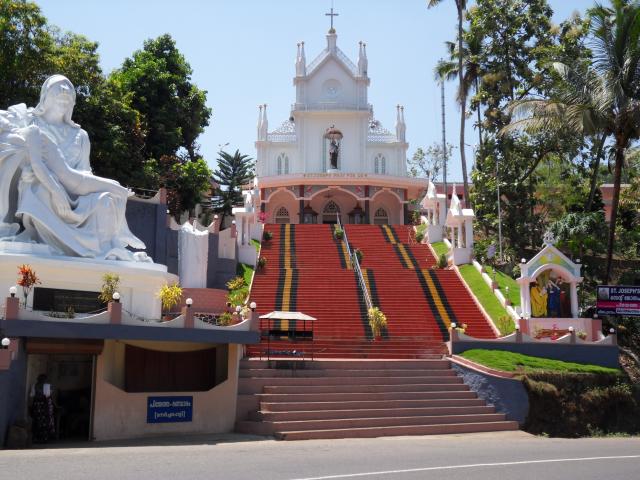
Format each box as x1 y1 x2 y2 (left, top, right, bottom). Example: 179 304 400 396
0 74 149 261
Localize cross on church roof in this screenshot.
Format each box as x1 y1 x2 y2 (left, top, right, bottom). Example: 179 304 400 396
325 5 339 31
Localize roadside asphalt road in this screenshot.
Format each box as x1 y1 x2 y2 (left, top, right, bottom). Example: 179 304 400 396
1 431 639 480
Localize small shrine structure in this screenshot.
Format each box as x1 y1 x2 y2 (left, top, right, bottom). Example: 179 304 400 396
517 231 583 319
445 186 474 265
420 180 446 242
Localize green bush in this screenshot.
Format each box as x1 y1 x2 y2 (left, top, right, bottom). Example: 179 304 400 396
495 315 515 335
156 283 183 314
226 276 246 290
98 273 120 304
263 230 273 241
217 312 234 326
436 253 448 269
368 307 388 338
334 227 344 240
415 231 425 243
521 373 639 437
227 287 248 307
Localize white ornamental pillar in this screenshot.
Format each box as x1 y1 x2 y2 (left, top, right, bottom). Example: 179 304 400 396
570 282 579 318
465 219 474 250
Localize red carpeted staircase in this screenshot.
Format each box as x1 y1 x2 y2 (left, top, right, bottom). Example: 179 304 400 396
347 224 497 340
242 224 515 440
248 224 495 360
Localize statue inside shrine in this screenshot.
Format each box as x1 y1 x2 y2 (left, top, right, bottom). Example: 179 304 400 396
0 75 148 261
530 270 571 318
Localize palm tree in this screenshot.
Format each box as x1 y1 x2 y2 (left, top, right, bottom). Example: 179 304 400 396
428 0 470 207
503 0 640 282
211 149 255 227
435 30 484 147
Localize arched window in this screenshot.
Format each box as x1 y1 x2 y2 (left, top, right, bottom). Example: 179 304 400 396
275 206 290 224
373 207 389 225
374 154 386 174
276 153 289 175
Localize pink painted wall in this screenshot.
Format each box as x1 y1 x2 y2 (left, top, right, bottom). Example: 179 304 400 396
92 341 241 441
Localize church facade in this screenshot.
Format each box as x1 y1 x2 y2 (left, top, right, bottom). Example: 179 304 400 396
255 29 426 225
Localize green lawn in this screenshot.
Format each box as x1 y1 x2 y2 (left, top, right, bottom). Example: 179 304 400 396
484 265 521 306
236 263 255 287
431 241 449 257
458 264 512 333
251 238 261 252
460 349 621 375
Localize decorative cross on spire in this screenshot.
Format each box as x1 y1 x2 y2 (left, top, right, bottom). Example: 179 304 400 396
325 4 339 31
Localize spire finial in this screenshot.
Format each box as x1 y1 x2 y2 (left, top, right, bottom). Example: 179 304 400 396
325 3 339 32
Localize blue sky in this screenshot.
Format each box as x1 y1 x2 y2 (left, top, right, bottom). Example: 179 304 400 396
37 0 595 181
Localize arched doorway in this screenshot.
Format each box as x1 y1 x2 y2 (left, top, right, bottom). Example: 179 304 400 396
373 207 389 225
322 200 340 224
274 206 290 224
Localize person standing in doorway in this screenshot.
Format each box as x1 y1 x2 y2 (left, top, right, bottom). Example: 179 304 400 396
30 374 55 443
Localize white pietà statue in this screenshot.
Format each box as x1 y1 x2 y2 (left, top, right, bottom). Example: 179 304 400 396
0 74 149 261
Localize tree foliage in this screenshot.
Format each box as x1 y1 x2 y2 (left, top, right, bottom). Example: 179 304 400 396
462 0 590 253
0 3 214 218
408 143 453 181
111 34 211 163
211 150 255 225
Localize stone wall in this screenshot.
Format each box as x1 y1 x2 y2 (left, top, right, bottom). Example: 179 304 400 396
451 362 529 425
125 198 236 289
0 342 27 448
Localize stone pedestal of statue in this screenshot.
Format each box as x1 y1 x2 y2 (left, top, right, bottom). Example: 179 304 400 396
0 252 177 320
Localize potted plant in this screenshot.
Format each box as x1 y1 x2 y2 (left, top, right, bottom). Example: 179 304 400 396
263 230 273 242
98 273 120 305
257 256 268 269
17 264 40 308
353 248 363 264
217 312 234 326
415 231 424 243
434 253 448 269
368 307 387 339
334 226 344 240
156 282 183 320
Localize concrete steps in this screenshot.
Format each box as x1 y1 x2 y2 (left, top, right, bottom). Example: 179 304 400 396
274 421 519 441
251 405 496 422
236 359 519 440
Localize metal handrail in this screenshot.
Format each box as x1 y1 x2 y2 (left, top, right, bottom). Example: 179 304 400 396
337 213 373 311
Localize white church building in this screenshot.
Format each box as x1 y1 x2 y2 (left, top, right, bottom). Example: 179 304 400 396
255 26 426 225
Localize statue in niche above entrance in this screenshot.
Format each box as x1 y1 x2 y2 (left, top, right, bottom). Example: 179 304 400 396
324 125 343 171
329 140 339 169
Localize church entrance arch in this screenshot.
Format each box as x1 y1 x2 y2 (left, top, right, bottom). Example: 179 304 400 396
309 188 358 224
322 200 340 224
373 208 389 225
274 206 290 224
371 190 402 224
